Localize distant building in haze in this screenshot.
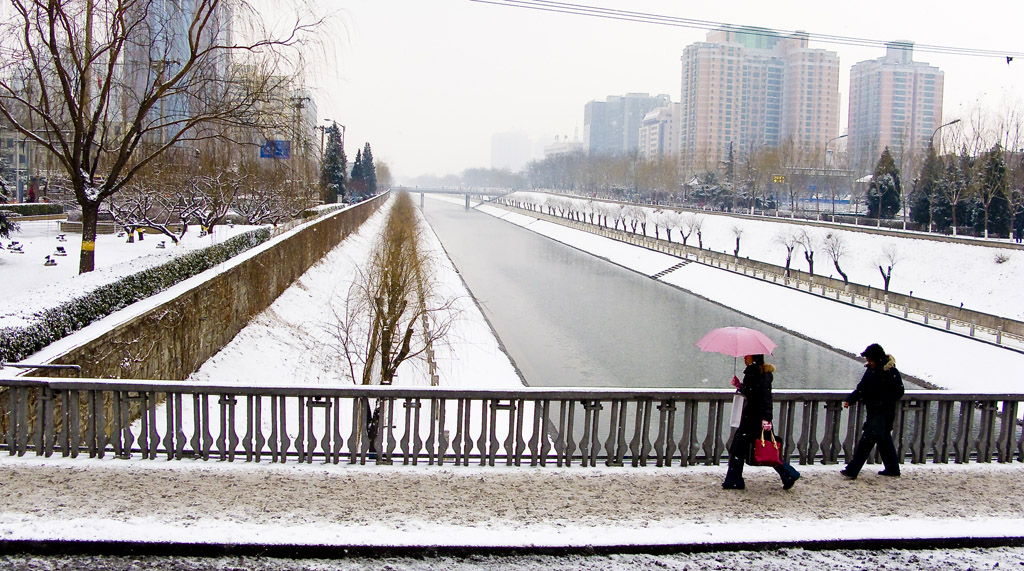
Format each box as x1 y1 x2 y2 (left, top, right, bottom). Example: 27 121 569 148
543 135 584 159
678 27 840 177
584 93 671 156
847 41 944 176
491 132 533 172
638 103 680 160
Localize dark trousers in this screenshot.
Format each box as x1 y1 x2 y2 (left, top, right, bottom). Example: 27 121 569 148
844 429 900 476
724 428 798 485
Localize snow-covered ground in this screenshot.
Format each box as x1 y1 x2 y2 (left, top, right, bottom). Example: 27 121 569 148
3 193 1024 561
0 220 264 328
7 548 1024 571
0 456 1022 568
511 191 1024 321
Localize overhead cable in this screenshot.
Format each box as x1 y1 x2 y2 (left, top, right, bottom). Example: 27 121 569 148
469 0 1024 59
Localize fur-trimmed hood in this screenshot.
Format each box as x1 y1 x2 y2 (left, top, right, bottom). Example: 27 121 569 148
867 355 896 371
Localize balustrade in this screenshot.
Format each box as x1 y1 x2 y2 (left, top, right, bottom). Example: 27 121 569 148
2 377 1022 467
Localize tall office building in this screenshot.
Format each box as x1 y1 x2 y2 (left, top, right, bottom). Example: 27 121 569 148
678 27 840 176
848 41 944 176
584 93 671 156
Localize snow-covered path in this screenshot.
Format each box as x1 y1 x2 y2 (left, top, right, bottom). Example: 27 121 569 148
1 457 1022 550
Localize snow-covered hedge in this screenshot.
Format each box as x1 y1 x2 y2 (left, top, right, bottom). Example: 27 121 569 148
0 228 272 363
0 203 64 216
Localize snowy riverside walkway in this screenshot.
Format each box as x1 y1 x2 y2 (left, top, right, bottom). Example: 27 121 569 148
1 457 1023 552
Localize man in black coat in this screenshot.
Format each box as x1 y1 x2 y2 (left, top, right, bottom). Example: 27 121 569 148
840 343 905 479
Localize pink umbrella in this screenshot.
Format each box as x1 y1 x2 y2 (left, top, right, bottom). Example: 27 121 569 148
697 326 777 380
696 326 777 358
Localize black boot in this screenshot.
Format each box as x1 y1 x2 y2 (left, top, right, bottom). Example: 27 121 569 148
722 452 746 490
777 464 800 490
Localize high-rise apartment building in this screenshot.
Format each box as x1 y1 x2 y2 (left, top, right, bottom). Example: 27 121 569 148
848 41 944 176
638 103 680 160
678 27 840 176
584 93 671 156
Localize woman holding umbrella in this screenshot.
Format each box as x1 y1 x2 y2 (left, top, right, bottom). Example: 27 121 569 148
696 327 800 490
722 354 801 490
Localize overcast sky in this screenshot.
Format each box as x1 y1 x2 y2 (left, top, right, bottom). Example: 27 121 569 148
309 0 1024 181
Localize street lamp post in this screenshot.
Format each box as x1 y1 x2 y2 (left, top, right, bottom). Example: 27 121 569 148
927 118 961 233
317 119 332 155
824 133 847 218
931 118 961 151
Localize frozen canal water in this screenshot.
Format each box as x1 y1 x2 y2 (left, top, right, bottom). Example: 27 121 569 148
422 198 865 390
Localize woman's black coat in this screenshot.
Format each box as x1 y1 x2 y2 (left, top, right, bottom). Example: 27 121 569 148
739 362 774 432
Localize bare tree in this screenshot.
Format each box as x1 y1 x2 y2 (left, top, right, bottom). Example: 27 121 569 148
877 243 900 293
336 192 457 387
656 209 681 242
107 176 180 243
943 114 988 236
796 229 817 276
679 213 697 246
692 215 706 249
622 204 642 234
775 230 798 277
731 225 743 257
0 0 322 273
823 232 849 284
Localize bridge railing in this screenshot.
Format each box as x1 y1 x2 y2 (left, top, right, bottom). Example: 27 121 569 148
2 377 1021 466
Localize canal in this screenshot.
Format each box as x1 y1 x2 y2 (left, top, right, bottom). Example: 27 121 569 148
421 197 865 390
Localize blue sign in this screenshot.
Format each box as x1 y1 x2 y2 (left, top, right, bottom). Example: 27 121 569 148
260 140 291 159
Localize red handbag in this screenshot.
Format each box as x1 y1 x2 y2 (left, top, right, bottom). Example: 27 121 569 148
753 429 783 467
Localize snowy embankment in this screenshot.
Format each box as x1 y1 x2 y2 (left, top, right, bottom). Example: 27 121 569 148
473 198 1024 393
188 195 521 389
0 221 264 329
512 191 1024 321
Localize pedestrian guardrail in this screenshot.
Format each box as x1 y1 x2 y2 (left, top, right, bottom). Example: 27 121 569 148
2 378 1020 467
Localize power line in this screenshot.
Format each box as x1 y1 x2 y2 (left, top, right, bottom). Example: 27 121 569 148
469 0 1024 59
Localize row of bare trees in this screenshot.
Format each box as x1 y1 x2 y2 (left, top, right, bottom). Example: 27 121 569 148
507 193 909 293
101 141 318 244
0 0 325 273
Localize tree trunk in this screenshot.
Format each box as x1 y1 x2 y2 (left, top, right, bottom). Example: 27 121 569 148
79 201 100 273
833 260 848 284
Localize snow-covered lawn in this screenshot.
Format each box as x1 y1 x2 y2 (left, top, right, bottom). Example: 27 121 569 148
511 191 1024 321
0 220 264 328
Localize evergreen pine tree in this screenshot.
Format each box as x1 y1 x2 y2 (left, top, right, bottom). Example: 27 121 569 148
350 149 365 199
319 123 347 204
976 144 1011 237
867 147 901 220
910 144 943 230
361 143 377 195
